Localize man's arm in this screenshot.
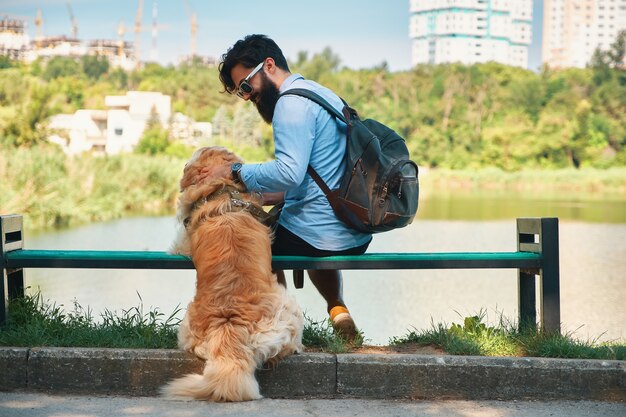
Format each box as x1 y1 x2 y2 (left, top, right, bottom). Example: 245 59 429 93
240 96 317 193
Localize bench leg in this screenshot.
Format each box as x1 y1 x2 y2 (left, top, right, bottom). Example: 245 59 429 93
517 217 560 334
518 270 536 331
1 215 25 326
539 218 560 333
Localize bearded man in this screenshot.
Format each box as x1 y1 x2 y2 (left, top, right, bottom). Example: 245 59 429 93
214 34 372 341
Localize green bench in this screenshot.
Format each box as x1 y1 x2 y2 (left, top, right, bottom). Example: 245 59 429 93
1 214 560 333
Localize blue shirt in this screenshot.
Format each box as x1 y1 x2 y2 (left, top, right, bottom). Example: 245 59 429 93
239 74 372 251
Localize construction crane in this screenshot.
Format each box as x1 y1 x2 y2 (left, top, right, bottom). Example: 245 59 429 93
35 8 42 49
134 0 144 66
183 0 197 57
150 0 158 62
66 1 78 39
117 20 125 58
132 0 168 66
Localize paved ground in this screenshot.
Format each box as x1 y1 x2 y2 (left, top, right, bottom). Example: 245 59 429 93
1 392 624 417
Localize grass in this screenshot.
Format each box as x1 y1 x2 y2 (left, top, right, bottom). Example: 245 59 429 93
1 294 623 360
302 313 364 353
0 292 362 353
0 292 181 349
421 167 626 200
390 310 626 361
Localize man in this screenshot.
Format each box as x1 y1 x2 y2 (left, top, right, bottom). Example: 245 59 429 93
215 34 372 341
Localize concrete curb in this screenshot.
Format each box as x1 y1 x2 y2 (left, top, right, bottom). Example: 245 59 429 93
1 347 624 401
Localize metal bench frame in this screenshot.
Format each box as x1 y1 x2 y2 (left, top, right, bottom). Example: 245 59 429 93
1 215 560 332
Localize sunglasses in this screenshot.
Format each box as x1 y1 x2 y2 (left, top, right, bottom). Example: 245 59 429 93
235 61 264 98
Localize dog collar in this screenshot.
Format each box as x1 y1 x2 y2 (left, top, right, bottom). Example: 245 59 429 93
184 185 278 229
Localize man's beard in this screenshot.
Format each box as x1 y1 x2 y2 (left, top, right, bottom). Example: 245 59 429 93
251 71 280 124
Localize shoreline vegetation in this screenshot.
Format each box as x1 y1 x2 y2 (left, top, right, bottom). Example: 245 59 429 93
2 145 625 232
1 293 623 361
1 49 625 230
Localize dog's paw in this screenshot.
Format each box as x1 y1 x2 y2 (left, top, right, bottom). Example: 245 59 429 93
261 356 280 370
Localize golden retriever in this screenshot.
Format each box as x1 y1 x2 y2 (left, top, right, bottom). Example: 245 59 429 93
161 146 304 401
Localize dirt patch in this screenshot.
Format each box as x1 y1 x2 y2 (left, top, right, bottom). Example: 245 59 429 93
305 343 446 355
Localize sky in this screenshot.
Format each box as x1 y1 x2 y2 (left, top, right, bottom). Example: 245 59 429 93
0 0 544 72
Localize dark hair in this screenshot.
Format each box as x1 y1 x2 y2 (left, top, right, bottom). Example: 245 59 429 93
218 34 290 93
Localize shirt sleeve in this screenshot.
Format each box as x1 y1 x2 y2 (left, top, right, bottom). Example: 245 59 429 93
239 95 317 193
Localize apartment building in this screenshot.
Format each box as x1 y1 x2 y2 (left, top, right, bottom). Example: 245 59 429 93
0 18 30 60
0 16 137 70
542 0 626 68
409 0 534 68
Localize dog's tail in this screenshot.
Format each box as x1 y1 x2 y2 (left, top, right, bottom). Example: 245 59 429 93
160 326 260 401
161 358 259 401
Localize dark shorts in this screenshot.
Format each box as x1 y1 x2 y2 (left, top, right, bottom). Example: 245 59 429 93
271 225 371 257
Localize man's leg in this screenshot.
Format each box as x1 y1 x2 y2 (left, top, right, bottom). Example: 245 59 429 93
307 269 345 310
307 269 358 341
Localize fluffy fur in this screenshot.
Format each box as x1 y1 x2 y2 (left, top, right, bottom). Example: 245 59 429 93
161 146 304 402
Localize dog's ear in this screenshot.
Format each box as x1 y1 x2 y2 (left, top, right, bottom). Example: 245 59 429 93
179 166 199 191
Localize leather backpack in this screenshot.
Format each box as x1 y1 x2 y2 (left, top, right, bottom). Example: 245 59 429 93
279 88 419 234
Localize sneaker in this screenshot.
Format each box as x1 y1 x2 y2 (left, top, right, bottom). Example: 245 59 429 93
329 306 358 342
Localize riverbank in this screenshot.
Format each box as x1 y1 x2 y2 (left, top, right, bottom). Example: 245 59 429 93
419 166 626 198
0 146 181 231
2 145 626 231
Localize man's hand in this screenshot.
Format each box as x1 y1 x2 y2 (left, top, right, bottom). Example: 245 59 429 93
195 163 232 184
261 192 285 206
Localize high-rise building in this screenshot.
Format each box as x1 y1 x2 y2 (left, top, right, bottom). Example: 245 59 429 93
409 0 533 68
542 0 626 68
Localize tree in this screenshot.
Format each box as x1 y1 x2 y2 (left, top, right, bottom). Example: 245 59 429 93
81 55 109 80
135 107 170 155
569 100 592 168
0 55 13 69
108 68 129 90
42 57 80 81
509 75 545 125
294 47 341 81
211 106 232 140
590 30 626 85
607 30 626 68
1 85 52 147
232 104 262 147
134 125 170 155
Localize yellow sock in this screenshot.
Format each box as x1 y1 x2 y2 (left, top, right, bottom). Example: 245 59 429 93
329 306 350 322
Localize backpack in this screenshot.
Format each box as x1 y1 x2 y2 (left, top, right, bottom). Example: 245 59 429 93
279 88 419 234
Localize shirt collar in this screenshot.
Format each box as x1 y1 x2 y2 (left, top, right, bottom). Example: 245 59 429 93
279 73 305 93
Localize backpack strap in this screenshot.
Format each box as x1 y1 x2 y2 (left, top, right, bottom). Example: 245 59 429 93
278 88 349 201
279 88 348 124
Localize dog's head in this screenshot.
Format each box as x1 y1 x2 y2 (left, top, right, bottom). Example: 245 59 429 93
170 146 245 255
179 146 243 192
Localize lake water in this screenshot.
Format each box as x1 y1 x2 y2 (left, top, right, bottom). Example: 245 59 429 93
22 194 626 345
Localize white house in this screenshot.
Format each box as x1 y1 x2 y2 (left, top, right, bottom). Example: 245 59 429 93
48 110 107 154
47 91 211 155
104 91 171 154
